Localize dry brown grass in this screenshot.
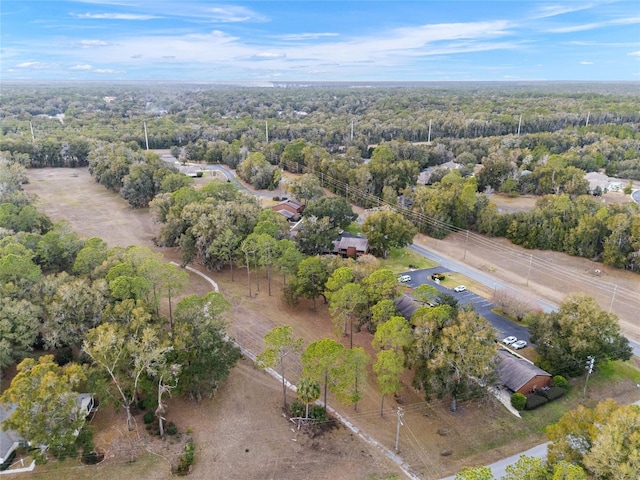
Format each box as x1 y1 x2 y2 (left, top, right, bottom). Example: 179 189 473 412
20 168 640 480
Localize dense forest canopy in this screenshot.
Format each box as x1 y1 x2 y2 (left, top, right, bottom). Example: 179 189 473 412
1 82 639 271
1 82 639 160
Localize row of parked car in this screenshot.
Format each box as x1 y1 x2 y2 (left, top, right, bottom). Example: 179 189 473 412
502 336 528 350
397 274 467 294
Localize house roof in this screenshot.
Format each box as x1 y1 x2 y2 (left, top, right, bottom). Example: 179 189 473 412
394 294 420 320
337 236 368 252
0 403 22 463
275 198 304 211
496 350 551 392
1 394 95 463
273 208 297 220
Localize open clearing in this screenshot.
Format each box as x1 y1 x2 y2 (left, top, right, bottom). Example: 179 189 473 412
19 168 640 480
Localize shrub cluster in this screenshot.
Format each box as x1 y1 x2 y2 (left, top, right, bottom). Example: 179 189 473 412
143 411 155 424
540 386 566 401
552 375 569 390
524 394 548 410
174 439 195 475
510 392 526 411
290 401 328 423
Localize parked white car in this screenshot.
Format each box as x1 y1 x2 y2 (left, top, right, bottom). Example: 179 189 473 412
398 274 411 283
512 340 528 350
502 336 518 345
453 285 467 292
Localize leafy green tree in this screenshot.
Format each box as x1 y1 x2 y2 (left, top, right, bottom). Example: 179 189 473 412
208 227 242 280
335 347 369 411
139 259 188 330
286 173 324 204
373 315 412 353
502 455 548 480
324 266 355 302
296 215 335 255
280 139 307 172
412 310 497 411
171 292 241 401
73 237 108 278
301 338 346 411
328 282 367 348
0 298 41 369
304 196 357 229
83 319 172 430
296 377 321 418
42 277 108 349
275 239 303 286
237 152 279 189
362 209 417 258
0 356 87 461
290 256 329 310
257 326 303 409
241 233 259 297
373 349 405 417
529 294 631 377
455 465 494 480
411 284 440 306
370 299 398 331
255 233 278 296
0 243 42 289
547 399 639 479
372 316 411 416
362 268 399 306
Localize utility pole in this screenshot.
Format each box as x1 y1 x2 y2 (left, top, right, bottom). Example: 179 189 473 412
350 120 354 142
29 121 35 142
586 111 590 127
143 121 149 150
427 119 432 143
265 121 269 143
395 407 404 453
463 230 469 260
584 356 595 397
517 114 522 136
609 285 617 313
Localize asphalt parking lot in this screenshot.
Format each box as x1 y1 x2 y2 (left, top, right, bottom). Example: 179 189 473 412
399 267 531 344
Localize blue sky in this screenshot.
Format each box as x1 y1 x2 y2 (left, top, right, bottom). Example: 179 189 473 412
1 1 639 82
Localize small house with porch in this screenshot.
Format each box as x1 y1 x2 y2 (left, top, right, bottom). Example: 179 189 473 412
271 198 305 222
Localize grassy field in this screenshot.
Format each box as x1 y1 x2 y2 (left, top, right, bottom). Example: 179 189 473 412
380 247 437 272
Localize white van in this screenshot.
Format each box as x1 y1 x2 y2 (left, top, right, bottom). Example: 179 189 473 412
398 274 411 283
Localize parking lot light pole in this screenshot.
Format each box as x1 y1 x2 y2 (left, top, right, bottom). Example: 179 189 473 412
584 356 595 397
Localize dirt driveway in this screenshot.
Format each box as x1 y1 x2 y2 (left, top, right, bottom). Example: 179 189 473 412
23 168 640 480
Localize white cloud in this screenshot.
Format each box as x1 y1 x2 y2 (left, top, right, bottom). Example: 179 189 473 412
276 33 340 41
548 16 640 33
73 13 160 20
70 64 93 70
16 61 56 69
529 3 597 19
580 61 594 65
94 68 119 73
248 52 286 61
629 51 640 57
203 5 266 23
78 39 112 48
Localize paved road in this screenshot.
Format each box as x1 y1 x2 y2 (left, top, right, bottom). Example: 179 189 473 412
439 442 551 480
408 243 640 357
399 266 530 343
632 189 640 204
